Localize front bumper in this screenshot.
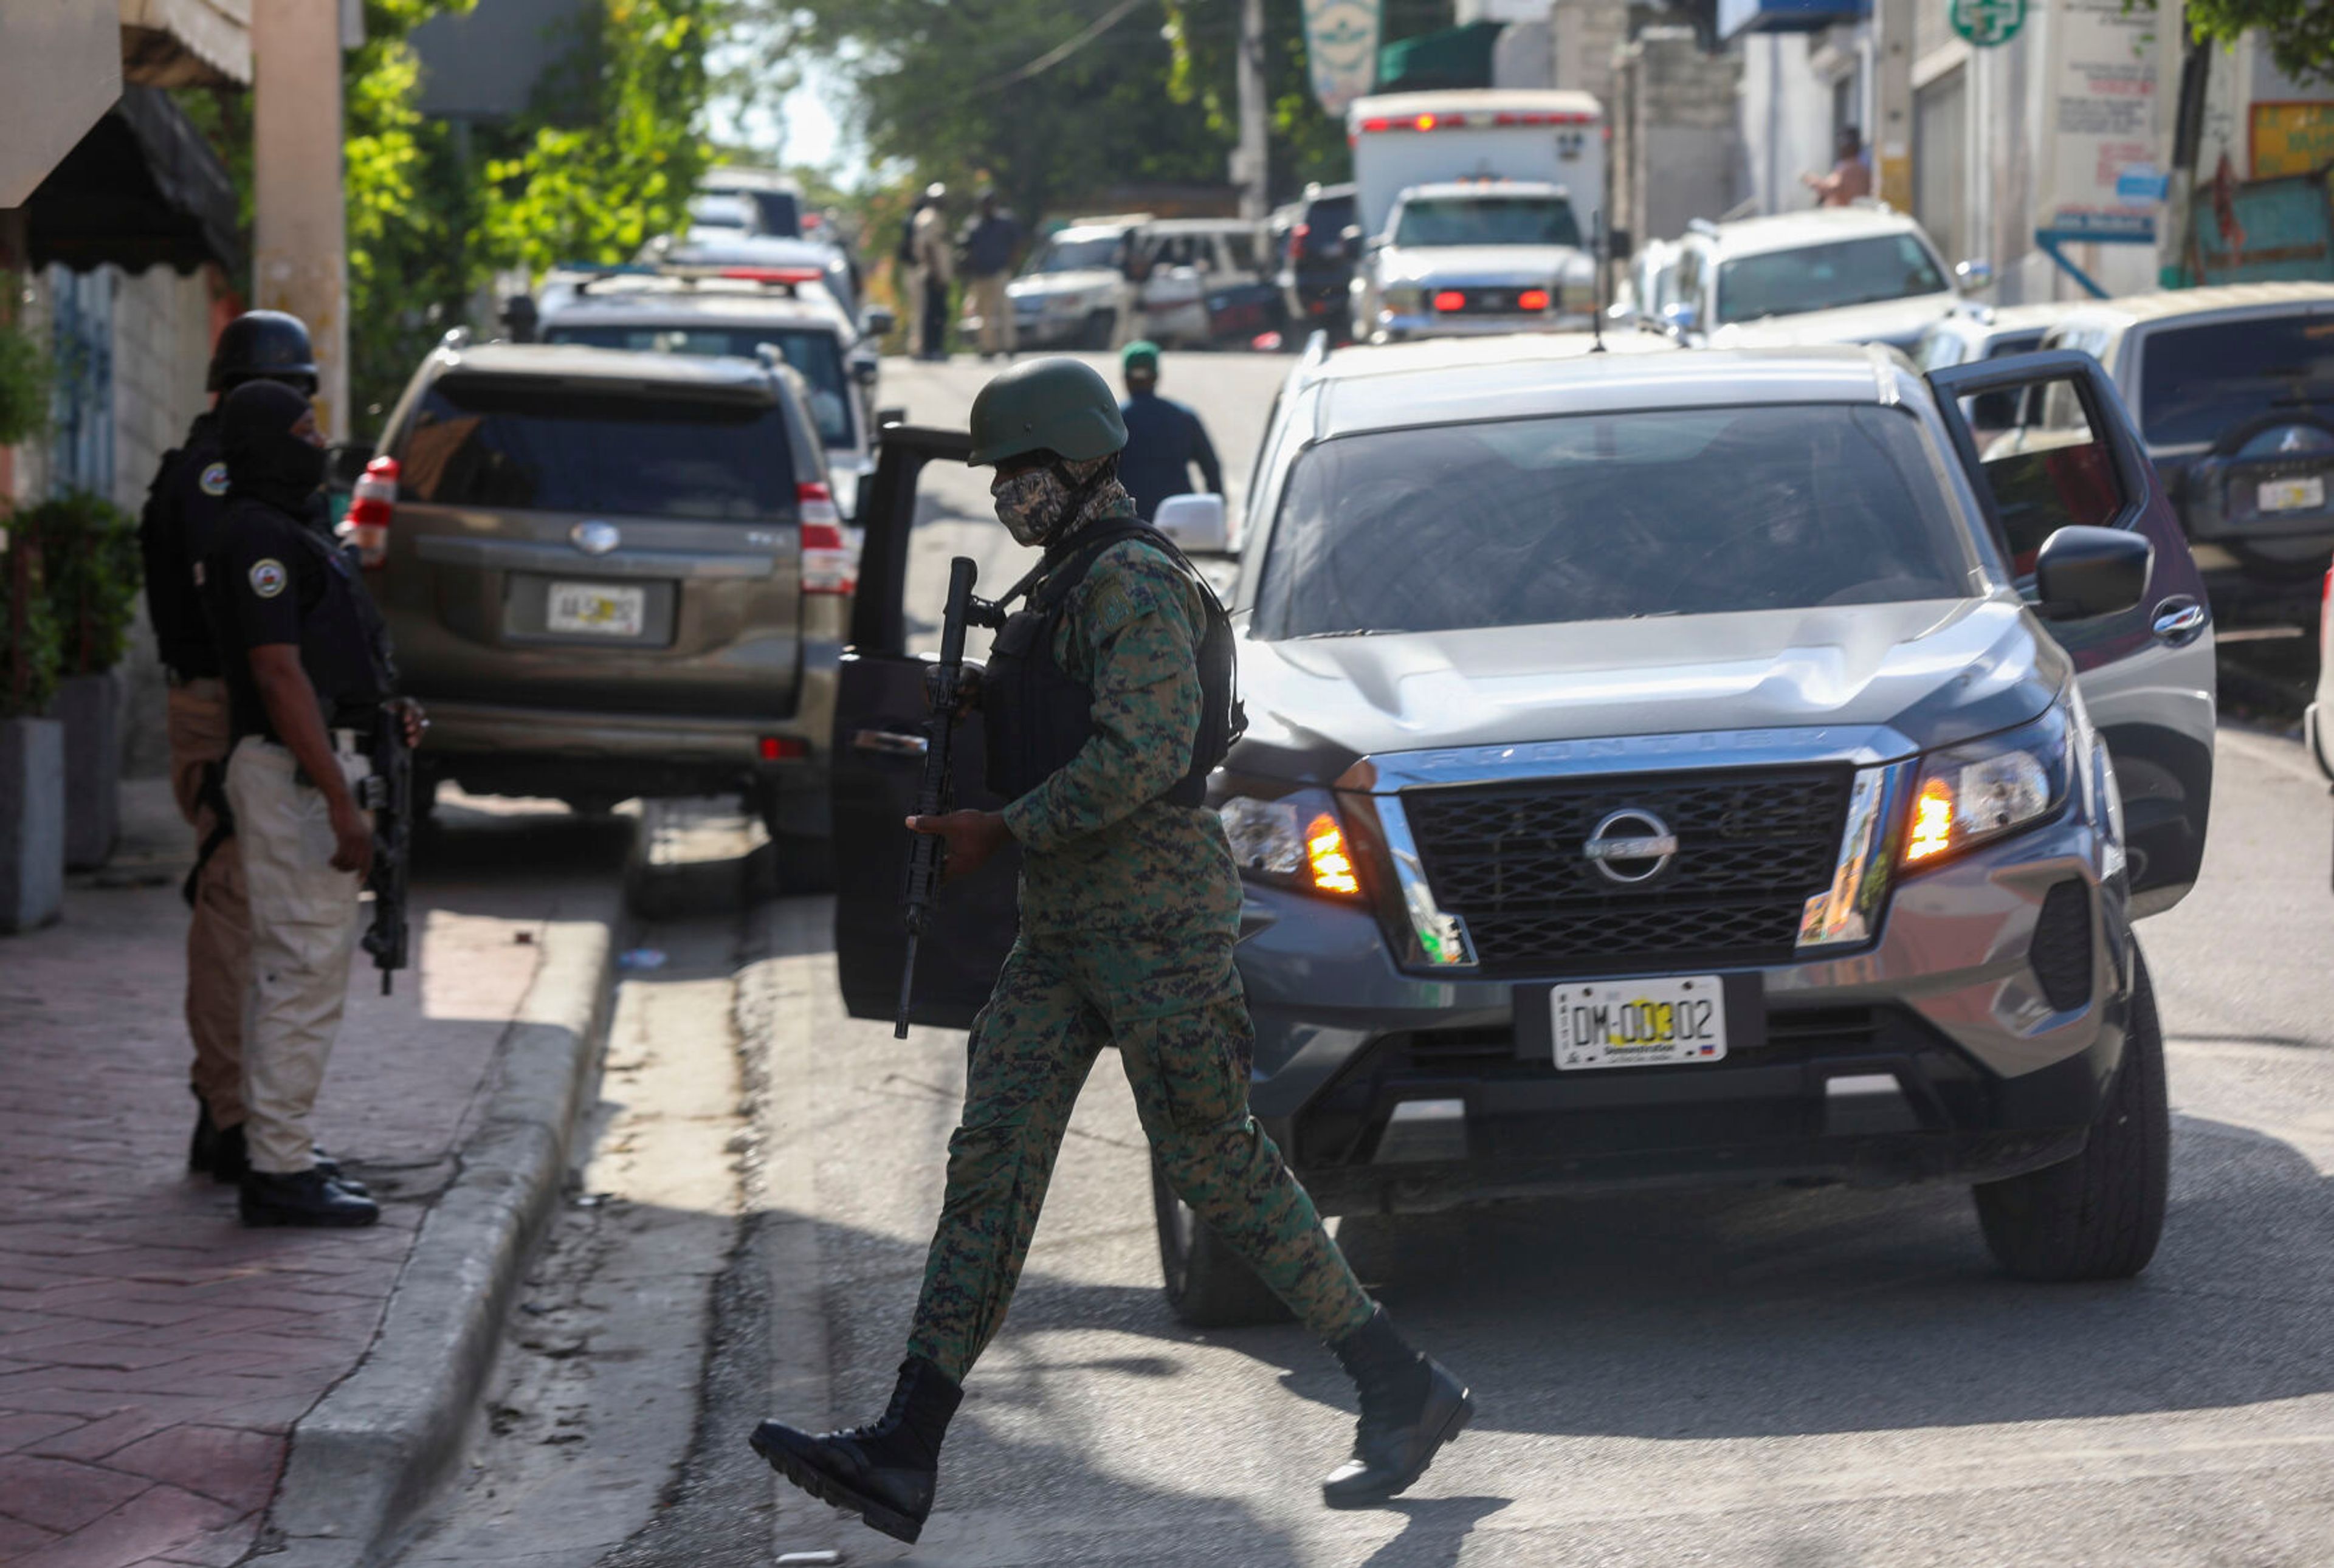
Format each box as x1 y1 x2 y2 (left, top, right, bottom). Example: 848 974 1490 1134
1236 810 2132 1211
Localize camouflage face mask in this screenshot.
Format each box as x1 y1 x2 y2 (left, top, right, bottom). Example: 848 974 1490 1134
992 466 1072 546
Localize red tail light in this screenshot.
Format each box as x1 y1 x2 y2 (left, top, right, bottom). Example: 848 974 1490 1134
798 481 855 595
340 455 398 569
719 266 825 286
1432 290 1466 313
1518 288 1551 311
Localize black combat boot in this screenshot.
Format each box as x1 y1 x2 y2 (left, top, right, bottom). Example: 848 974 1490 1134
189 1094 222 1175
749 1355 962 1544
1321 1308 1473 1508
239 1168 380 1228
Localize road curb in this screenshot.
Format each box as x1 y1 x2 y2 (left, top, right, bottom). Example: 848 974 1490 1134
260 906 620 1568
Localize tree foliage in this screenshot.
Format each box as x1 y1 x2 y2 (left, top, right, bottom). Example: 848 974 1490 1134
2183 0 2334 87
25 492 142 676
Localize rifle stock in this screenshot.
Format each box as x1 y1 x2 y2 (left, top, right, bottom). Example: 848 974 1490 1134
895 556 980 1037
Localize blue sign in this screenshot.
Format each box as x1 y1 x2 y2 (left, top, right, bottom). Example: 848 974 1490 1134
2116 165 2169 203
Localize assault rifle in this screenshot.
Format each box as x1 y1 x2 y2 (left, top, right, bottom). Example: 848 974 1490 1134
896 556 990 1037
360 703 414 995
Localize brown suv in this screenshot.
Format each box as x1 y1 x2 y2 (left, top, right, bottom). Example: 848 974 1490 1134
346 337 849 882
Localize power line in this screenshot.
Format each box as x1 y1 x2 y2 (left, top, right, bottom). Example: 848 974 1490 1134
976 0 1152 94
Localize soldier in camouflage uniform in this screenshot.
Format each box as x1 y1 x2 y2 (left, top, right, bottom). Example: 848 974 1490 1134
749 359 1472 1545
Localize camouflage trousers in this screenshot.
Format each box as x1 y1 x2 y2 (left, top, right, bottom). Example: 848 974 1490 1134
905 933 1375 1382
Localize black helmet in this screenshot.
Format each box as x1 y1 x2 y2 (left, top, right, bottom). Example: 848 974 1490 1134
208 310 318 394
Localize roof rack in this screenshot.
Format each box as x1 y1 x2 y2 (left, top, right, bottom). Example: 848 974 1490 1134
557 261 827 297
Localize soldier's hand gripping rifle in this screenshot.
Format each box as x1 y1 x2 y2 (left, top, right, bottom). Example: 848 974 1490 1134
896 556 986 1038
360 702 415 995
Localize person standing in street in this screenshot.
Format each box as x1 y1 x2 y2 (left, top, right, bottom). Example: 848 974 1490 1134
202 380 421 1228
1803 125 1873 207
911 181 954 361
957 190 1022 360
1115 340 1223 521
139 310 324 1183
749 359 1471 1544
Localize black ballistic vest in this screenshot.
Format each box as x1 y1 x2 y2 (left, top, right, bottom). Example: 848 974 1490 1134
983 522 1242 808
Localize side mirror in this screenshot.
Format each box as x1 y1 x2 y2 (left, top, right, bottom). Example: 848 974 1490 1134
875 405 907 430
1152 493 1231 556
1661 301 1701 339
2035 525 2151 619
863 304 897 338
325 441 374 489
1955 258 1995 295
1340 224 1364 248
1607 225 1633 257
851 356 880 387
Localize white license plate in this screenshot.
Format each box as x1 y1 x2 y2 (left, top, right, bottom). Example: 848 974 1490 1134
2259 476 2326 514
1551 975 1727 1070
546 581 646 636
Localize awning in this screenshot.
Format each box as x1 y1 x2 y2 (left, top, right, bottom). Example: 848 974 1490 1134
1377 21 1504 94
119 0 252 88
24 86 242 275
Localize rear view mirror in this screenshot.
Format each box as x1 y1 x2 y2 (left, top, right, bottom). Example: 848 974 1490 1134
2035 526 2150 619
1152 493 1231 556
325 441 374 489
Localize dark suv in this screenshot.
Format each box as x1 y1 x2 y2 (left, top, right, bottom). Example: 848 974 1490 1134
1276 182 1360 339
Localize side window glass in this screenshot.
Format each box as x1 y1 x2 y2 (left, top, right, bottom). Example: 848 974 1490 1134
1972 374 2128 573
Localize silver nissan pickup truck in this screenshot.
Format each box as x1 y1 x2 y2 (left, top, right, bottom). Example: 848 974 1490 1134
831 335 2216 1324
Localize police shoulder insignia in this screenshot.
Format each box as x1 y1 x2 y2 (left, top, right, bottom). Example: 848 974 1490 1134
199 461 230 497
248 559 289 599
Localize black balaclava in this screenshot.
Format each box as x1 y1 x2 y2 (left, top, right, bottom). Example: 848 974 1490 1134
220 379 326 514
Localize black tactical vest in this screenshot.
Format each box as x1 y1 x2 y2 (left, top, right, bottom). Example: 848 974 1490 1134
984 522 1242 807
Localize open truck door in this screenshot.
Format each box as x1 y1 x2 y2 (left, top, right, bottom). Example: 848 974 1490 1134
830 426 1021 1026
1927 349 2217 916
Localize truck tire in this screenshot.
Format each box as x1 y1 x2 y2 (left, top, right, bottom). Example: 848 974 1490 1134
1151 1158 1293 1328
749 785 837 894
1079 309 1118 351
1974 948 2169 1281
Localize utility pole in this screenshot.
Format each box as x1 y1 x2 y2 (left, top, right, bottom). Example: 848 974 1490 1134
252 0 351 438
1235 0 1268 221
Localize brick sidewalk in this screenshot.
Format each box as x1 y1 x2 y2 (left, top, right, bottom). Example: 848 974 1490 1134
0 782 622 1568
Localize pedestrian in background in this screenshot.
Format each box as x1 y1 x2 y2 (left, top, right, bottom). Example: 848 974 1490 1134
749 359 1471 1546
137 310 322 1184
1116 340 1223 521
911 181 954 361
203 380 421 1228
1803 125 1872 207
958 190 1022 360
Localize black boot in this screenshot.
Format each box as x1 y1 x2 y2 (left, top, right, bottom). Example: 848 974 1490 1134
1321 1308 1473 1508
189 1095 221 1175
240 1168 380 1228
749 1355 962 1544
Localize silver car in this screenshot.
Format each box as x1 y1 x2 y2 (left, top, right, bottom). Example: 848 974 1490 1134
835 335 2217 1320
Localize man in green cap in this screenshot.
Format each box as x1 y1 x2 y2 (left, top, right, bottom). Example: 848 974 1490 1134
1116 339 1223 522
748 357 1472 1545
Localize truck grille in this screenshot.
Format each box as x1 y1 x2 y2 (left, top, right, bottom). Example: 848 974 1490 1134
1401 767 1852 975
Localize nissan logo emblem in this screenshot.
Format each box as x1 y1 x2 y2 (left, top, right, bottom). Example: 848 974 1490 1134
571 521 621 555
1582 807 1680 884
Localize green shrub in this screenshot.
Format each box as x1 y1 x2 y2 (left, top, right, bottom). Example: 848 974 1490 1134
25 492 143 676
0 538 61 718
0 323 51 449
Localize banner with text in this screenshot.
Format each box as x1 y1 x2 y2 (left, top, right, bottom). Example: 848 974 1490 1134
2036 0 2159 244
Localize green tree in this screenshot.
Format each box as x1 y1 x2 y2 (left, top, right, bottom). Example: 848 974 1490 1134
2184 0 2334 87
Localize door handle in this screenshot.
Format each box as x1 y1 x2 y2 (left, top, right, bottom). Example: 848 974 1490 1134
2151 597 2207 645
853 728 929 757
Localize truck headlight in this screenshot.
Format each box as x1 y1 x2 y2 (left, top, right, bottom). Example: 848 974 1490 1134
1901 704 2071 869
1220 789 1362 898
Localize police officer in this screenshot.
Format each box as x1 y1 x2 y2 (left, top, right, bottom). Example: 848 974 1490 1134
140 310 323 1183
749 359 1470 1542
1115 339 1222 521
202 380 418 1228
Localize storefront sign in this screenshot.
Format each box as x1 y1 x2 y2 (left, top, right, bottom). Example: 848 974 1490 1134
2034 0 2157 244
1950 0 2026 47
1303 0 1380 117
2253 101 2334 179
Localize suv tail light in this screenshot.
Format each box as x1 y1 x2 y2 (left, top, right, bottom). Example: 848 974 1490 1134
340 455 398 569
799 481 855 596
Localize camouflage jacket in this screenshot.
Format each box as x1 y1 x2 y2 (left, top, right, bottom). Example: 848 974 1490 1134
999 501 1241 960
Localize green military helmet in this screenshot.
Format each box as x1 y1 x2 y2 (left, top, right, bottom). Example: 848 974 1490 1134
966 357 1128 467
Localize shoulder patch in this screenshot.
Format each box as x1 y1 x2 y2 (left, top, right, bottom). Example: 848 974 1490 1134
247 559 288 599
199 461 230 497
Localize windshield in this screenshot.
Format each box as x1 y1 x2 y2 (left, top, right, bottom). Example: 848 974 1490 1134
1254 404 1977 639
687 194 752 232
1392 196 1580 249
2138 314 2334 446
395 379 797 520
1027 235 1122 273
1716 235 1948 324
543 323 855 446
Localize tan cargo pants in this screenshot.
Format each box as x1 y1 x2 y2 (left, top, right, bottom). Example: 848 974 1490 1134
167 679 249 1128
224 737 371 1175
968 272 1016 356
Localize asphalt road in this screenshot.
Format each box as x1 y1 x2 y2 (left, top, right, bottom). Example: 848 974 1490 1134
401 350 2334 1568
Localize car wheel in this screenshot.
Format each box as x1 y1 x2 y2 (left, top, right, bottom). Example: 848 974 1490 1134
1149 1157 1293 1327
1974 947 2170 1281
1079 309 1118 351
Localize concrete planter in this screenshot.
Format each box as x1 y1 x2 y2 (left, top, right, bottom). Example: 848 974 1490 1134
0 716 66 934
50 670 121 869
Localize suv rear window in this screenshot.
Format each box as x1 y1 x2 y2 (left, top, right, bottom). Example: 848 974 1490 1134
395 377 797 520
542 324 855 447
1717 235 1947 324
2138 313 2334 446
1256 404 1978 639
